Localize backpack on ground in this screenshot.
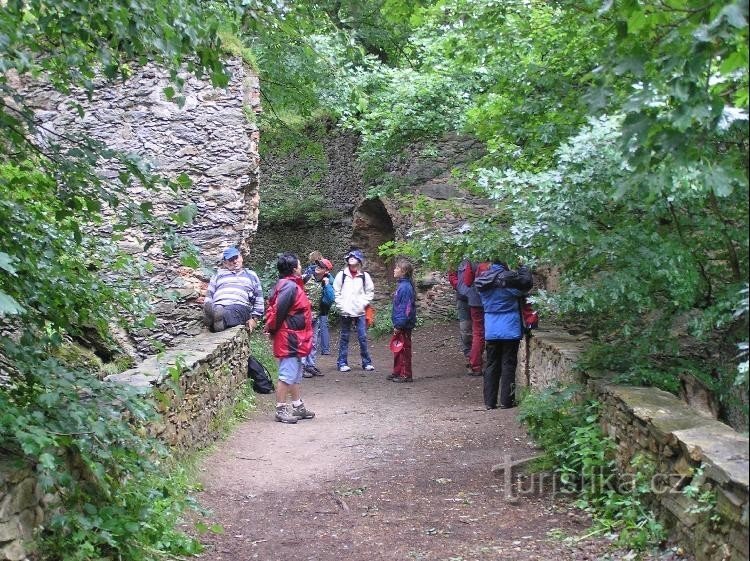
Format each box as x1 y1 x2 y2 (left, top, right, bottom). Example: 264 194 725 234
248 356 274 394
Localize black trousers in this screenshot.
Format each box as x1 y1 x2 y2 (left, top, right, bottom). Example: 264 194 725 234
484 339 521 408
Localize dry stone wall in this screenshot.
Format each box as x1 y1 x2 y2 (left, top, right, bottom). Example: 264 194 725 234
0 462 44 561
105 327 251 450
18 60 261 356
519 329 750 561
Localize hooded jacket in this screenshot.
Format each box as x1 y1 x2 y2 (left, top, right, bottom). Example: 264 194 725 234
477 263 525 341
391 278 417 330
266 276 313 358
333 267 374 317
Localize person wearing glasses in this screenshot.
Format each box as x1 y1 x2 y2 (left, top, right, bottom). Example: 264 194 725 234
203 246 264 332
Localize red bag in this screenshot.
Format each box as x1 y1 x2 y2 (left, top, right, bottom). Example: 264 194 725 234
365 304 376 328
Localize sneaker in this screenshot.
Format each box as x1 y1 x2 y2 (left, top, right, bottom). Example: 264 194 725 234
363 364 375 371
338 365 351 372
212 305 225 332
292 402 315 420
275 405 298 424
302 368 314 378
386 373 397 381
392 376 413 383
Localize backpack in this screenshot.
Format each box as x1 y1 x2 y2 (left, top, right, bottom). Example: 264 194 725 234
339 270 368 290
247 356 274 394
455 260 473 300
474 265 533 292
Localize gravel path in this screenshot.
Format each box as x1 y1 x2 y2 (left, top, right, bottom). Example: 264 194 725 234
195 323 690 561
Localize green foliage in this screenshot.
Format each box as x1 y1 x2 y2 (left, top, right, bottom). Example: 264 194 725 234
259 194 339 228
1 337 201 560
518 387 665 549
0 2 242 559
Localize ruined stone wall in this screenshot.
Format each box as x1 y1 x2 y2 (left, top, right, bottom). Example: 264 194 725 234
105 327 251 450
258 126 490 321
0 462 44 561
19 60 261 356
519 330 750 561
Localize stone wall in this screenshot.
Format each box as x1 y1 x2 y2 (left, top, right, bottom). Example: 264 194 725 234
0 328 251 561
18 60 261 356
105 327 251 450
258 126 491 322
0 462 44 561
519 329 750 561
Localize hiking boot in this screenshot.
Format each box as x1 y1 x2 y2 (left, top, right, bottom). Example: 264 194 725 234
338 364 351 372
292 401 315 420
363 364 375 371
275 405 298 424
212 305 225 332
392 376 413 383
305 365 322 376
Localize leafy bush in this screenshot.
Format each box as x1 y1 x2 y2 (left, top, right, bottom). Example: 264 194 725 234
1 337 202 560
518 386 665 549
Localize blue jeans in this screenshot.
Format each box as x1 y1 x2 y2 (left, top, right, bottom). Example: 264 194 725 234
337 315 372 368
303 317 320 368
318 314 330 354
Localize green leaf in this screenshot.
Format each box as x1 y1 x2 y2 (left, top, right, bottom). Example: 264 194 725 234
163 86 175 100
172 204 197 226
179 252 199 269
0 291 24 315
0 251 17 274
706 166 734 197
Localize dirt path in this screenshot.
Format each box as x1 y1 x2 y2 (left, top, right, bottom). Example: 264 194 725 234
195 323 686 561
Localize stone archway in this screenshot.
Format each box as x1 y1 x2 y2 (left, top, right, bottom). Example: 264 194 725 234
350 198 395 305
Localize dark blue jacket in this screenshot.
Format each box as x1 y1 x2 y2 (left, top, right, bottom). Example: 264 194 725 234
391 278 417 330
478 264 524 340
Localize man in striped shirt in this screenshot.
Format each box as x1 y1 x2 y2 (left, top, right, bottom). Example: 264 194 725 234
203 246 264 332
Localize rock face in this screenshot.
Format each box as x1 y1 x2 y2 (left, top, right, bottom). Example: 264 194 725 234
19 60 261 356
257 128 491 318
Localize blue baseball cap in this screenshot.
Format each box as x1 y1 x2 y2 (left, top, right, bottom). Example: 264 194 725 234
223 247 240 260
345 249 365 263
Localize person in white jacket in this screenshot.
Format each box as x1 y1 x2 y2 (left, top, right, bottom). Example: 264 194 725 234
333 249 375 372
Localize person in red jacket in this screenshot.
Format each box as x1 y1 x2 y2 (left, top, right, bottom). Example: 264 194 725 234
464 260 491 376
265 253 315 424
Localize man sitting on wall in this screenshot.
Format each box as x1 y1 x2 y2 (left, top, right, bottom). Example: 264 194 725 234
203 246 264 332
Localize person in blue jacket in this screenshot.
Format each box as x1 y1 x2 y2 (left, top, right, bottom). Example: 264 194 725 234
388 257 417 383
476 261 526 409
301 257 335 377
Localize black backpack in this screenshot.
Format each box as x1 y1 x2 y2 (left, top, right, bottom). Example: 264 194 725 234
247 356 274 394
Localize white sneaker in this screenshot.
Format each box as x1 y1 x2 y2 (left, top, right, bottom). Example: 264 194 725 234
363 364 375 371
338 365 351 372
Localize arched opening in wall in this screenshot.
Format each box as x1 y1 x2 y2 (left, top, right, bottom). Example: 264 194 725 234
350 198 395 304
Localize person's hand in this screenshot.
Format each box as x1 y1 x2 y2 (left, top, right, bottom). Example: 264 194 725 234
322 277 329 285
246 317 258 331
